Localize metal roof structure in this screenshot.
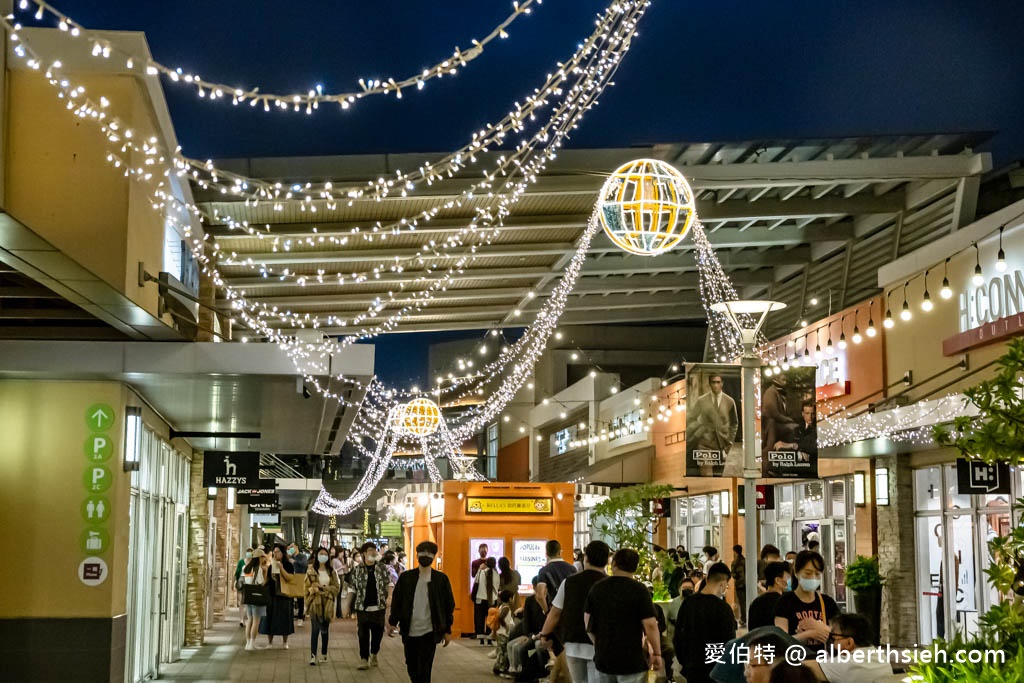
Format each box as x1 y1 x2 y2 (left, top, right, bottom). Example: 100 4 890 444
198 133 992 340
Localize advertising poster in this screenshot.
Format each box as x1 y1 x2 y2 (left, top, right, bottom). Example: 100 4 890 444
685 364 743 477
513 539 548 592
760 366 818 478
469 538 505 584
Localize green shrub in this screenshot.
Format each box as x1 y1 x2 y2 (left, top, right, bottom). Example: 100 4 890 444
844 555 883 591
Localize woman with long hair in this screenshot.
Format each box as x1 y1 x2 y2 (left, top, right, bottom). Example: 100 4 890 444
305 546 340 665
259 543 296 648
241 548 269 650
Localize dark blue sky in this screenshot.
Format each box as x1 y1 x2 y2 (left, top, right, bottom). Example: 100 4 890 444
55 1 1024 162
43 1 1024 386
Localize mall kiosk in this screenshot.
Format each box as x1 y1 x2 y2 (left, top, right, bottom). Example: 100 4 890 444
401 480 576 637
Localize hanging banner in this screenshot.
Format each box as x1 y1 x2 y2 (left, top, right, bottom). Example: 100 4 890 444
237 481 277 503
685 364 743 477
202 451 261 487
956 458 1011 494
760 367 818 478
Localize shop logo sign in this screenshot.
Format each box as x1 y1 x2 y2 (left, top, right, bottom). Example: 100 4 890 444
692 449 724 464
202 451 260 488
956 458 1011 494
958 270 1024 333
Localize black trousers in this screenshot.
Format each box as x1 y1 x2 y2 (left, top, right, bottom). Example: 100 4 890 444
402 632 438 683
357 610 385 660
473 600 493 638
295 597 305 619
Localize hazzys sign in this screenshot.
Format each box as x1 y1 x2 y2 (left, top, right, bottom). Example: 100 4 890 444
202 451 260 487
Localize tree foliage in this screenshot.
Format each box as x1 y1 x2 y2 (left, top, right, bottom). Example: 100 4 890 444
592 483 673 582
933 338 1024 466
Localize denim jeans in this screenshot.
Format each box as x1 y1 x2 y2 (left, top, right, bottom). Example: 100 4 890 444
566 655 598 683
594 670 647 683
309 616 329 655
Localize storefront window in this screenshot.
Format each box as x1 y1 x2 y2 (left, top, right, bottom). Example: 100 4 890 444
797 481 825 519
778 486 794 519
673 494 723 555
913 464 1021 644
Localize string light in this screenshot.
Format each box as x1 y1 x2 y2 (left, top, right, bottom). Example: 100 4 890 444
900 282 912 321
973 243 984 286
921 270 933 312
866 301 877 338
837 315 847 350
883 291 895 329
940 258 953 299
996 226 1007 272
17 0 543 116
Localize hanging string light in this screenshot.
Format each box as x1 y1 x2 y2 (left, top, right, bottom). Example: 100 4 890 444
17 0 544 116
973 242 984 286
900 282 912 321
940 258 953 299
883 291 895 329
865 300 877 338
921 270 933 312
996 226 1007 272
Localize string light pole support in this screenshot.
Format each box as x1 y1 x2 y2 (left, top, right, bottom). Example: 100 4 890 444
710 299 787 610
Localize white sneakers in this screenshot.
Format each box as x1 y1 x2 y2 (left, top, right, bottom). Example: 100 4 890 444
309 654 317 666
244 639 254 651
357 659 370 670
369 654 378 667
319 654 328 663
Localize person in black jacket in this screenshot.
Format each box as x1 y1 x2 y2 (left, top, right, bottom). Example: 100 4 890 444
387 541 456 683
674 561 737 683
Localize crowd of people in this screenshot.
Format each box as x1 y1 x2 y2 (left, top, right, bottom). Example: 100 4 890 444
232 537 893 683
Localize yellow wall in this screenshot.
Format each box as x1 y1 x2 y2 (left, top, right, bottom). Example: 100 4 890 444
0 380 130 618
4 70 166 319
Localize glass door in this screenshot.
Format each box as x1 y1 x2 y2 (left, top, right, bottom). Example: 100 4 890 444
948 513 979 639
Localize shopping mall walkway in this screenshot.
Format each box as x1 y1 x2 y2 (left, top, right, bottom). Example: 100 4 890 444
161 609 501 682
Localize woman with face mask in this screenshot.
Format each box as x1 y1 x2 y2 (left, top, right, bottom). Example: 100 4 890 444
305 546 341 666
258 544 296 649
236 548 253 628
772 550 838 652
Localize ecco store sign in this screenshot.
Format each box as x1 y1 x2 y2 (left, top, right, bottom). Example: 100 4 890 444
958 269 1024 332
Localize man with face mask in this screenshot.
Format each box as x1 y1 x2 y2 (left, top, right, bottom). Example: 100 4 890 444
674 562 736 683
747 562 791 630
350 542 392 669
387 541 456 683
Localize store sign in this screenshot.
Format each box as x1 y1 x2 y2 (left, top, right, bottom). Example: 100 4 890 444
202 451 260 487
466 497 553 514
762 450 818 478
379 520 403 536
237 481 277 503
955 458 1011 494
608 410 644 442
756 485 774 510
551 426 580 455
945 256 1024 354
247 495 279 513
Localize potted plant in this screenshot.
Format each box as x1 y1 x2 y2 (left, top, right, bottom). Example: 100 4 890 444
845 555 883 644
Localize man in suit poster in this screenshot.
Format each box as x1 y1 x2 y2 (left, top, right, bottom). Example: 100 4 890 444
760 366 817 478
685 365 742 477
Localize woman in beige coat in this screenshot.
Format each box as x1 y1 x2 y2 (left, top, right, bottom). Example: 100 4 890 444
305 547 341 666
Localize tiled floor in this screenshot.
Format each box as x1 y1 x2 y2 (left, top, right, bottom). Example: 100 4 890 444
160 608 503 682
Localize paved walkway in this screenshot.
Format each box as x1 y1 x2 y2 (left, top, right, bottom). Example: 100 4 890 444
160 608 501 683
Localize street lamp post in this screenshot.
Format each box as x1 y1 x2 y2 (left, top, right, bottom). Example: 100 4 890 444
710 299 786 617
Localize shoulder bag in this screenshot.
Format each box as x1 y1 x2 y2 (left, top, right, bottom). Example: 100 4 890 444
243 582 269 606
279 569 306 599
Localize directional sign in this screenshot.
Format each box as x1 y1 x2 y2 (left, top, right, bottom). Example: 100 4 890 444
80 526 111 554
83 465 113 494
78 556 109 587
202 451 260 488
956 458 1011 494
85 403 116 433
81 496 111 523
83 434 114 463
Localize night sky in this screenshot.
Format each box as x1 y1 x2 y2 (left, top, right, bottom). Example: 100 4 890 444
32 1 1024 385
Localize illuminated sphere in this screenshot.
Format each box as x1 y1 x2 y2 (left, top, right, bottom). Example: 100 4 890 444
597 158 697 257
401 397 442 437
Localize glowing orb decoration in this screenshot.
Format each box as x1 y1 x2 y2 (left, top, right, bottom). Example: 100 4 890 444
597 158 697 256
401 397 442 437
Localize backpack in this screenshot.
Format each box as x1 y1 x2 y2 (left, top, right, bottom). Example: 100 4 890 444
485 606 502 634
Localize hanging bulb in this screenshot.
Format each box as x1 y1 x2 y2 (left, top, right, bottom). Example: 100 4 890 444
814 343 822 360
866 319 877 338
997 248 1007 272
900 300 912 321
884 309 895 329
852 326 863 345
973 263 984 287
921 290 933 312
781 358 791 371
838 332 847 350
940 276 953 300
826 338 834 355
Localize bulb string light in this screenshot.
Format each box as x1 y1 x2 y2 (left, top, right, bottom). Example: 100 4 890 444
16 0 542 115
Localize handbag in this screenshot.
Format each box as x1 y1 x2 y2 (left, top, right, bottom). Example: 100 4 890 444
243 582 269 606
278 569 306 599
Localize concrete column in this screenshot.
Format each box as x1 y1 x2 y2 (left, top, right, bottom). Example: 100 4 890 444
185 451 208 646
876 454 918 646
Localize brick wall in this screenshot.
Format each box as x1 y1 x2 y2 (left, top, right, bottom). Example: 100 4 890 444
213 491 228 618
876 455 918 646
185 451 207 646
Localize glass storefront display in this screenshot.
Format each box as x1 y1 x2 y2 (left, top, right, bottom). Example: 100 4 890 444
761 476 856 609
913 464 1022 644
574 507 591 552
125 426 190 683
673 494 723 555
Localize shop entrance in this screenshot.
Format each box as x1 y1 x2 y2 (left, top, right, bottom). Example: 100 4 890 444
125 431 190 682
913 464 1020 644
